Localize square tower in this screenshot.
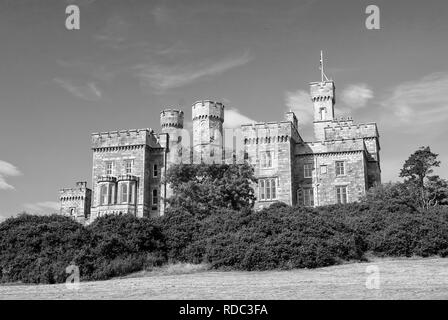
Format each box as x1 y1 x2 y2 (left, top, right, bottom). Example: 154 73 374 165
60 181 92 224
90 128 163 219
310 81 335 141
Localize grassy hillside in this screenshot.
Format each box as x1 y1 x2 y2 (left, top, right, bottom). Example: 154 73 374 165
1 258 447 299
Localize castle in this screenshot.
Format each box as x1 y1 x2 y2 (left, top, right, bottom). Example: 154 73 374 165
60 69 381 223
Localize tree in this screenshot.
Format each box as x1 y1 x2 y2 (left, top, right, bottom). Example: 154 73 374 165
165 163 257 215
426 176 448 206
400 146 441 210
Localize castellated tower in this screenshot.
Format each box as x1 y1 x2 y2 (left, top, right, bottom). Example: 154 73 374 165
310 80 335 141
60 181 92 224
160 109 184 156
192 100 224 164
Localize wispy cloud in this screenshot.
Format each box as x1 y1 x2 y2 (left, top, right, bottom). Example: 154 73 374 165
224 108 256 129
93 14 130 48
54 78 102 101
0 160 21 191
381 72 448 126
134 51 253 92
284 89 313 124
23 201 59 214
340 84 374 110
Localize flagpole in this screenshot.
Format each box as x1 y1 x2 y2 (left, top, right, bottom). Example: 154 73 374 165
320 50 324 83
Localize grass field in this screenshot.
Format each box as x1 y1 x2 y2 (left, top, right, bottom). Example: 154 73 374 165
1 257 447 299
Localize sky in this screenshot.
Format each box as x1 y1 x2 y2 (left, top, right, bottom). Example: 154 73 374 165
1 0 448 219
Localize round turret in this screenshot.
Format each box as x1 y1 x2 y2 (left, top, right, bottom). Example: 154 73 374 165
192 100 224 122
160 109 184 130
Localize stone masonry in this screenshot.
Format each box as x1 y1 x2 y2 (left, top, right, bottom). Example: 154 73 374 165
60 75 381 223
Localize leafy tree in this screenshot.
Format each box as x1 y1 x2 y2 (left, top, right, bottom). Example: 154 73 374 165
165 163 257 215
426 176 448 206
400 146 442 210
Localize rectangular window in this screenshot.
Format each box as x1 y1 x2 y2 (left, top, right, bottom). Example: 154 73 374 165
303 188 314 207
261 151 272 168
336 161 345 176
100 185 108 205
121 184 128 204
259 178 277 201
105 161 114 175
266 179 271 200
108 184 113 204
153 164 158 177
152 189 158 206
320 165 327 174
336 186 348 204
304 163 313 178
129 183 134 204
125 160 133 174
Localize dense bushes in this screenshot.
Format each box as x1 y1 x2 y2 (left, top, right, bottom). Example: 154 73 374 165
0 213 165 284
0 214 91 284
160 202 448 270
1 203 448 284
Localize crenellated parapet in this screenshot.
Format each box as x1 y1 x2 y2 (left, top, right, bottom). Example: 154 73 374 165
91 128 160 150
295 139 366 156
160 109 184 129
117 174 139 182
310 81 335 103
192 100 224 122
240 120 303 144
324 122 378 141
59 182 92 224
97 176 117 183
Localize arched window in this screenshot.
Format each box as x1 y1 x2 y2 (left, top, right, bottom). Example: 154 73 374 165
121 184 128 204
100 184 108 205
320 108 326 121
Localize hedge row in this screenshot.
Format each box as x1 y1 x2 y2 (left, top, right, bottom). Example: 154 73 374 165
1 202 447 283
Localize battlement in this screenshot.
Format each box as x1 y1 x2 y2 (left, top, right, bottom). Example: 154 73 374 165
117 175 139 182
59 182 91 201
192 100 224 121
324 122 378 141
92 128 160 149
296 138 366 155
97 176 117 183
160 109 184 129
240 121 300 143
310 81 335 103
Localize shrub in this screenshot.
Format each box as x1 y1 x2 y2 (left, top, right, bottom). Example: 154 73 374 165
0 214 91 284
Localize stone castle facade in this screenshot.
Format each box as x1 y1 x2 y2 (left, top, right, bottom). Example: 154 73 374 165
60 78 381 224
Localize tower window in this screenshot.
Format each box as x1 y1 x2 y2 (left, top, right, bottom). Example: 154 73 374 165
320 165 327 174
336 186 348 204
100 184 108 205
108 184 114 204
303 163 313 178
336 161 345 176
320 108 326 121
152 189 158 206
105 161 114 175
129 182 134 204
153 164 158 177
121 184 128 204
303 187 314 207
261 151 272 168
259 178 277 201
124 160 133 174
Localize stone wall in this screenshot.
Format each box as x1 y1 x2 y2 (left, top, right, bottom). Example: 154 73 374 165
90 129 160 219
59 182 91 224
